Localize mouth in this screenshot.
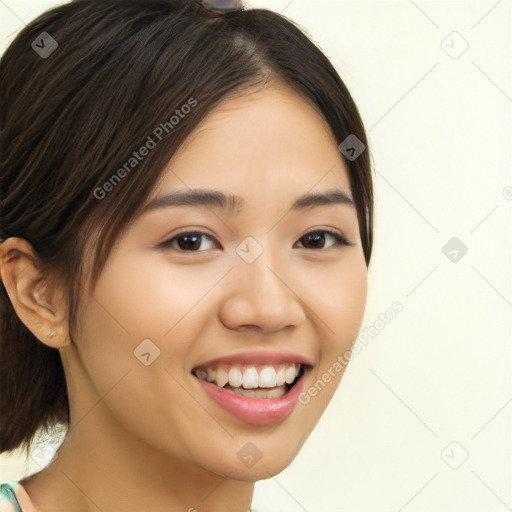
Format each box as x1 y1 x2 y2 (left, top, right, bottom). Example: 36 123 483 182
192 362 305 398
191 359 311 426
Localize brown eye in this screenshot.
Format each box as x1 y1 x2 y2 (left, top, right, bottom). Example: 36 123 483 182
296 230 352 250
159 232 220 252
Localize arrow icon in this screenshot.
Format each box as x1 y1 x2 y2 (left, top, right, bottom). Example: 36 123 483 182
339 135 365 161
236 236 263 263
31 32 59 59
440 31 469 59
440 440 469 469
134 339 161 366
237 441 262 467
442 237 468 263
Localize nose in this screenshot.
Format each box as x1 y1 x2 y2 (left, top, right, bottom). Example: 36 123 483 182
218 247 307 333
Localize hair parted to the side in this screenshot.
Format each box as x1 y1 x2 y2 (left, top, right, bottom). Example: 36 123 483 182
0 0 374 456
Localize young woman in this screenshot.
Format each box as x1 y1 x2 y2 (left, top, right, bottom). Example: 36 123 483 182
0 0 374 510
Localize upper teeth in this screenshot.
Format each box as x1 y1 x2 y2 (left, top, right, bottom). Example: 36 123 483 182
195 363 302 389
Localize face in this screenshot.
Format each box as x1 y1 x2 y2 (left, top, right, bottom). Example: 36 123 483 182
72 85 368 480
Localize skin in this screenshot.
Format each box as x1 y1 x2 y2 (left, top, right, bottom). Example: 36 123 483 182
0 85 368 512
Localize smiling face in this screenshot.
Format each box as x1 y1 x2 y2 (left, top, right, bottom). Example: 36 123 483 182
70 85 368 480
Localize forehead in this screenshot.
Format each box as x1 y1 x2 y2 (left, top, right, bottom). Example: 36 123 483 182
157 85 351 197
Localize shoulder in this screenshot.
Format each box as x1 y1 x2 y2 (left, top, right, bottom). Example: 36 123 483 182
0 481 37 512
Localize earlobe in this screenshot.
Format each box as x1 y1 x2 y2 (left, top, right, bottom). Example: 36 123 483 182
0 237 70 349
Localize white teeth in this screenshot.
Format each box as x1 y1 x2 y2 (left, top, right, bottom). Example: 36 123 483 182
233 388 256 397
242 366 259 389
266 386 287 398
228 366 243 388
231 385 287 399
276 366 286 386
195 362 303 392
207 367 216 382
285 363 296 384
217 367 228 387
258 366 277 388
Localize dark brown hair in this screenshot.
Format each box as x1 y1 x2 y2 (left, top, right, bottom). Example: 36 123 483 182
0 0 374 456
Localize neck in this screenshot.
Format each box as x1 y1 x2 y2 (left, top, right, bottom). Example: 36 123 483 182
21 349 255 512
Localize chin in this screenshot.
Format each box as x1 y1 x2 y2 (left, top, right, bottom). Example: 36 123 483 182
197 433 307 482
210 455 298 482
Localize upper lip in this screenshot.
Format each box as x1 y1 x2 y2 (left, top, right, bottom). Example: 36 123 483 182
192 350 315 370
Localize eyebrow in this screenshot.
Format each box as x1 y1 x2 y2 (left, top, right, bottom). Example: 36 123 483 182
141 188 355 215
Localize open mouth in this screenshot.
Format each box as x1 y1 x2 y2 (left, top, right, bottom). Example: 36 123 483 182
192 363 305 399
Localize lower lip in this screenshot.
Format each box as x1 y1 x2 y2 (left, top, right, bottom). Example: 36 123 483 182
195 372 306 426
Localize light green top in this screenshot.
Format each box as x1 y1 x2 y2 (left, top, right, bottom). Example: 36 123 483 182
0 482 23 512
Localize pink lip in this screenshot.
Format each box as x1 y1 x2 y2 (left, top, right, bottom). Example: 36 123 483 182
194 350 314 369
195 370 307 426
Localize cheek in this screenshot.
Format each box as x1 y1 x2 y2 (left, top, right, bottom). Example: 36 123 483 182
73 263 216 459
311 254 368 353
298 254 367 410
293 276 367 438
88 253 226 343
75 252 228 409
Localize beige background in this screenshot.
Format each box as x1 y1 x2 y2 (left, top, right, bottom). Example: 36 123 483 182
1 1 511 511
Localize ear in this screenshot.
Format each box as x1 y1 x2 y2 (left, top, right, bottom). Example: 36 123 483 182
0 237 70 349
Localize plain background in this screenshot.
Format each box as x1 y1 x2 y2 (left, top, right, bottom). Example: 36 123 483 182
1 1 511 511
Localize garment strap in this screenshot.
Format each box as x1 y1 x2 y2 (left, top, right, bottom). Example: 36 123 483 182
0 482 23 512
